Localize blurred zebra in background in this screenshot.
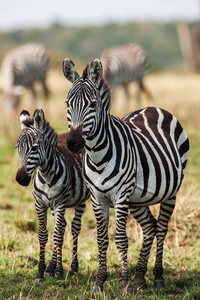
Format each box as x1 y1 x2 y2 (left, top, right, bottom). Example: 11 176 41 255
1 43 50 111
100 43 152 101
15 109 89 281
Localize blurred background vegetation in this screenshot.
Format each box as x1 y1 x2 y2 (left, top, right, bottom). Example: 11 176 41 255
0 21 198 71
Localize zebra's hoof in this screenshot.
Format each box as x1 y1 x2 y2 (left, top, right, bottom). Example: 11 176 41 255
70 264 78 275
45 272 54 278
134 280 147 290
69 269 78 275
36 278 43 283
153 279 165 289
91 284 103 294
122 285 133 295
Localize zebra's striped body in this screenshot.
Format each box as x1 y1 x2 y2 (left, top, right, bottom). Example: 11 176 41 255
62 59 189 293
1 43 50 111
101 43 152 100
16 109 89 281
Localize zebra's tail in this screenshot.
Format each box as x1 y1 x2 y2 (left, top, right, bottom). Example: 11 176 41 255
176 122 189 176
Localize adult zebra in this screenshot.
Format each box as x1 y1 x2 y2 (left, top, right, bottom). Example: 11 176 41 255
1 43 50 111
15 109 89 281
100 43 152 101
62 58 189 293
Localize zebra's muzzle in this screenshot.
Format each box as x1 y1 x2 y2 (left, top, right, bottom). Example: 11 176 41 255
66 127 85 154
16 166 31 186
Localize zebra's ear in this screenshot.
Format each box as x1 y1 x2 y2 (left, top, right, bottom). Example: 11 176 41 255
33 109 45 131
63 58 80 83
89 59 103 85
20 110 31 129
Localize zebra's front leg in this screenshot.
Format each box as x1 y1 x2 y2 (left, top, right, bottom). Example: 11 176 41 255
53 210 67 281
70 203 86 274
115 204 133 294
36 206 48 282
130 207 156 289
153 198 176 288
91 199 109 293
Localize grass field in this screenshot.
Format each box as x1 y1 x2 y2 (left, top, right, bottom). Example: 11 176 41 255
0 69 200 299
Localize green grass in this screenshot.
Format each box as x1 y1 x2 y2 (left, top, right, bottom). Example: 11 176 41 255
0 71 200 299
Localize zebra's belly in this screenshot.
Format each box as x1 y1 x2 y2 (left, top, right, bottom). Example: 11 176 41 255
86 170 179 208
33 180 87 209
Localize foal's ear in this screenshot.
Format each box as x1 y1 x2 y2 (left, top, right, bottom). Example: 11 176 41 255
33 109 45 130
89 59 103 85
20 110 31 129
62 58 80 83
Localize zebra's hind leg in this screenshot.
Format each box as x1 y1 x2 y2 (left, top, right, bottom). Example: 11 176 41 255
52 209 67 281
46 248 57 277
138 78 153 100
115 204 133 295
41 79 50 99
30 84 37 99
153 198 176 288
36 206 48 282
91 199 109 293
129 206 157 289
122 83 131 101
70 203 86 274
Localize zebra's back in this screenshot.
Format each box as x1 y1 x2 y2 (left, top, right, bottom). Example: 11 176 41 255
2 43 49 89
123 107 189 205
101 43 147 89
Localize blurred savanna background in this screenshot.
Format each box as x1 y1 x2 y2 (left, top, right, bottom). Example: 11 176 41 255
0 1 200 299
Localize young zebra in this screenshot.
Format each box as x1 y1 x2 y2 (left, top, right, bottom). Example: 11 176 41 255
1 43 50 111
15 109 89 281
62 58 189 293
100 43 152 101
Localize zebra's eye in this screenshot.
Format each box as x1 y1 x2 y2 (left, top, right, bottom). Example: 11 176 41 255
89 100 97 108
32 144 38 151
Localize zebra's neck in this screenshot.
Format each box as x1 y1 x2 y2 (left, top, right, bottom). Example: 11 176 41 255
85 79 115 165
38 123 59 177
43 122 58 146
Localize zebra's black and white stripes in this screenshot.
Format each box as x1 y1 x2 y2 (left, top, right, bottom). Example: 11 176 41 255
62 58 189 293
1 43 50 111
15 109 89 281
101 43 152 100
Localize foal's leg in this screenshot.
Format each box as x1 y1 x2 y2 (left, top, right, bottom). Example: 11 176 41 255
91 198 109 293
129 206 157 289
153 197 176 288
70 203 86 273
50 208 67 281
35 203 48 282
46 208 58 277
46 248 57 277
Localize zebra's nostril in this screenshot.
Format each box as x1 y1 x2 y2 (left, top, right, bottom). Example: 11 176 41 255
16 170 31 186
66 128 85 154
66 137 85 154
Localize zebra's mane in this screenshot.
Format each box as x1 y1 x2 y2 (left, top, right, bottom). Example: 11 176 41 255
42 120 58 146
82 65 112 112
